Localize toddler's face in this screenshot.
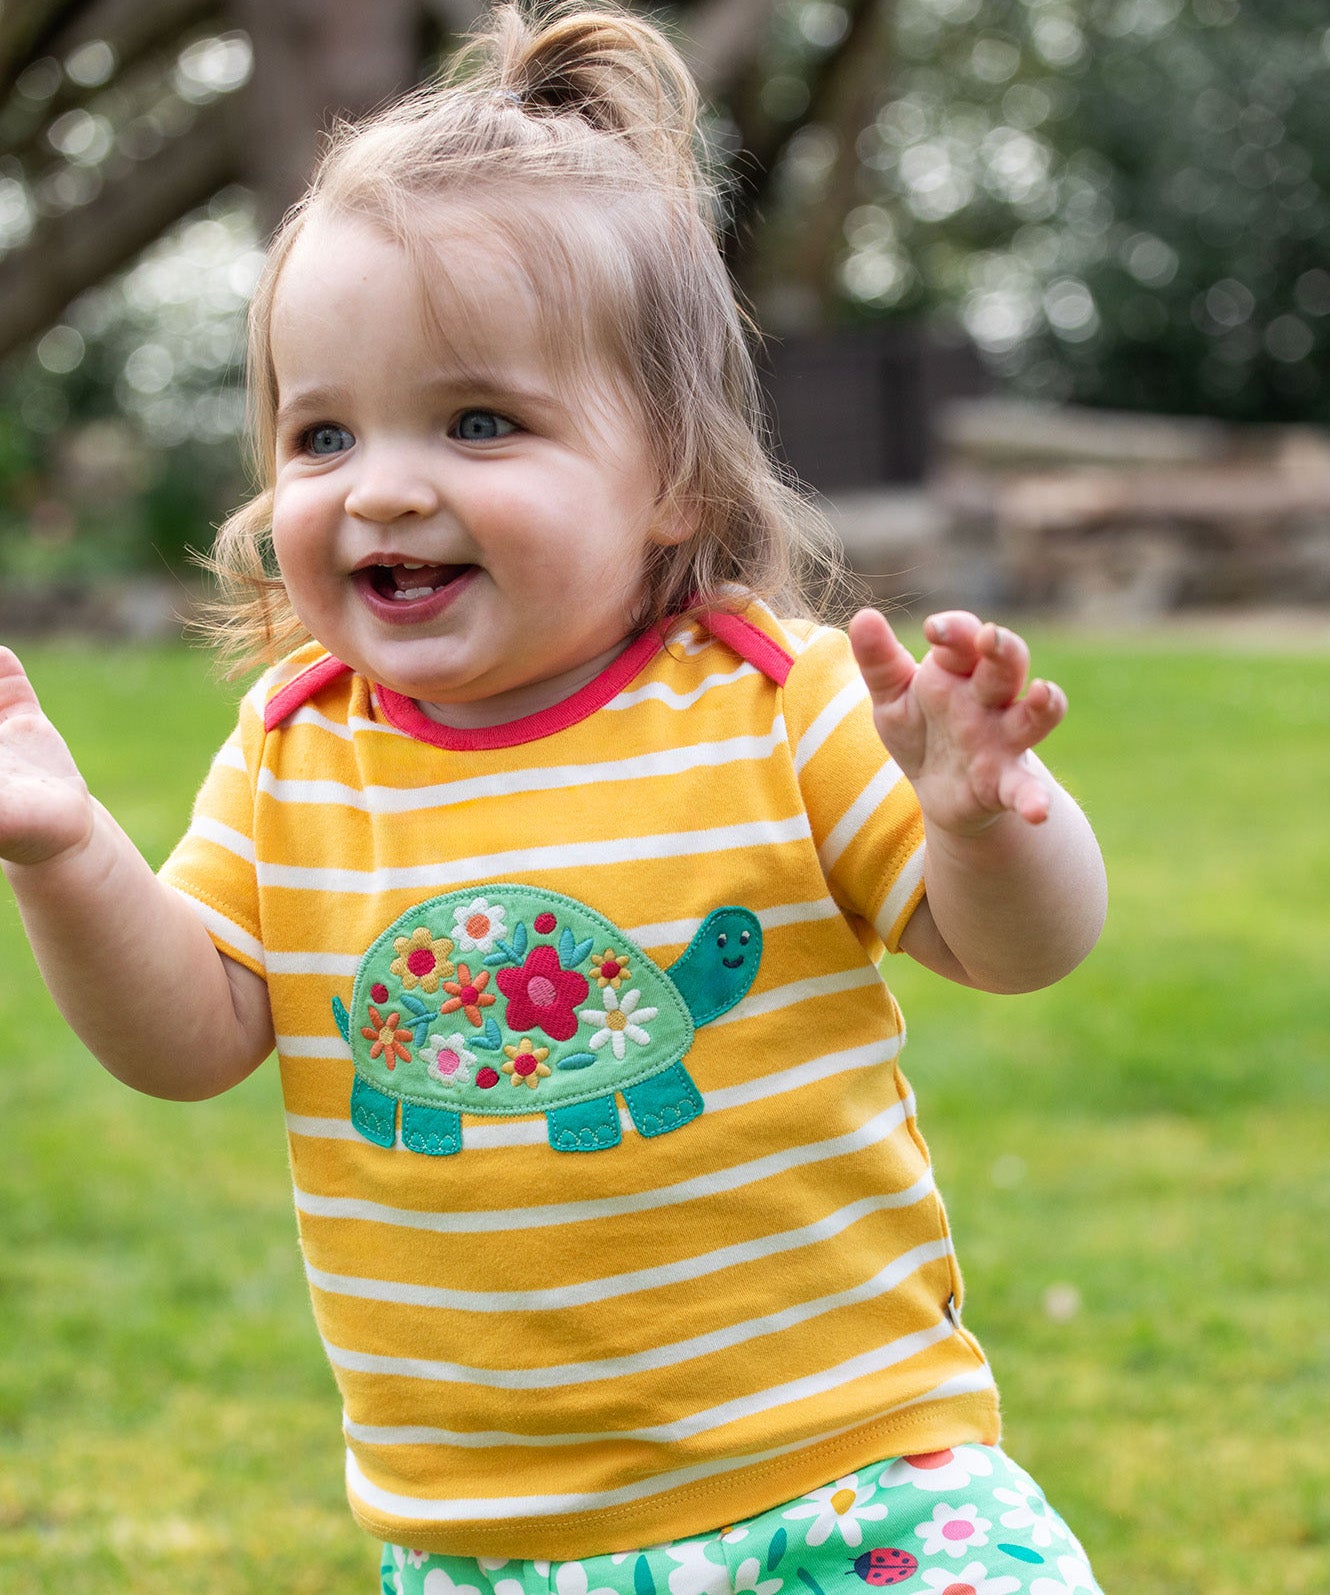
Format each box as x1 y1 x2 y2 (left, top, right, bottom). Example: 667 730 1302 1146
267 209 685 726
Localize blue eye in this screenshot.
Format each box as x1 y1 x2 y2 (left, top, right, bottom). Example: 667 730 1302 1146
455 410 516 441
306 424 354 456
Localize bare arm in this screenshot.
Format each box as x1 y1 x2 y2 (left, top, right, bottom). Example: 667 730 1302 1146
849 610 1107 994
0 647 273 1098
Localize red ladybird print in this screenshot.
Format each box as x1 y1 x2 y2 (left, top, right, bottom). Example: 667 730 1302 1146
850 1548 918 1586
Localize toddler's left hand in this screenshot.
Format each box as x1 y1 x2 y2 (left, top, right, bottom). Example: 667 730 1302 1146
848 607 1066 836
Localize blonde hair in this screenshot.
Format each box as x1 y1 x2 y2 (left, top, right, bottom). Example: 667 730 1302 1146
200 0 854 675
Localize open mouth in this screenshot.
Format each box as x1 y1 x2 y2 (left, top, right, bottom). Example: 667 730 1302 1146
363 561 472 602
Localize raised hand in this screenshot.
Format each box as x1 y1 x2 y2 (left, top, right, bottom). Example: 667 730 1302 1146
0 647 95 868
848 608 1067 836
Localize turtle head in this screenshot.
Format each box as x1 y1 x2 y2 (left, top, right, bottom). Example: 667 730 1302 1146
668 907 763 1026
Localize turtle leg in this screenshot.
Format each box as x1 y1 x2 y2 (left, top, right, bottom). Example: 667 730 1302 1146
350 1075 398 1147
547 1095 622 1152
623 1061 703 1139
400 1101 463 1156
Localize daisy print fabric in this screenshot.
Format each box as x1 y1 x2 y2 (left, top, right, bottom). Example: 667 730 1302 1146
382 1448 1101 1595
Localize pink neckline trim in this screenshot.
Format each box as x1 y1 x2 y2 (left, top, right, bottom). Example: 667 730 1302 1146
374 626 665 750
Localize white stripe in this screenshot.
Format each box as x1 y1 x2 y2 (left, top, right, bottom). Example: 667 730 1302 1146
875 842 927 943
818 761 908 876
307 1171 933 1313
284 1031 907 1148
254 726 786 813
793 677 866 772
267 951 361 976
344 1362 993 1453
190 814 255 864
293 1097 912 1233
213 741 246 772
321 1238 952 1390
256 896 844 980
342 1316 961 1522
256 815 811 893
606 662 757 711
166 886 266 969
711 963 883 1026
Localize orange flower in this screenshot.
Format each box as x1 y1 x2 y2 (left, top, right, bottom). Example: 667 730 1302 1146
439 964 497 1027
361 1005 412 1069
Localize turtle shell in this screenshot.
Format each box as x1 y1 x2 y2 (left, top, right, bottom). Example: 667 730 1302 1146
345 886 694 1117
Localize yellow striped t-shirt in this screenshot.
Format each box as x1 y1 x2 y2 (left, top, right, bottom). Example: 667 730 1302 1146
159 603 999 1558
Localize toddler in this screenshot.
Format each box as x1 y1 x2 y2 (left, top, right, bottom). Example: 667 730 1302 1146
0 5 1108 1592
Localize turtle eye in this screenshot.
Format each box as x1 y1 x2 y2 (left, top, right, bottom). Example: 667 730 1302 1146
739 930 751 945
717 933 728 948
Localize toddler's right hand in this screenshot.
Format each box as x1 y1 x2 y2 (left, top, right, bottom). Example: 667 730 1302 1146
0 647 94 868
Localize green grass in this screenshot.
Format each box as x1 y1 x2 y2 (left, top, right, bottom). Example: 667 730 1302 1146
2 631 1328 1593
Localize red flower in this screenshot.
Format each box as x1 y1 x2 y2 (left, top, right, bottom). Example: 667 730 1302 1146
496 943 589 1042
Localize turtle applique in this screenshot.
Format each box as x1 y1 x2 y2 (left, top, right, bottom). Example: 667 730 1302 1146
331 885 762 1154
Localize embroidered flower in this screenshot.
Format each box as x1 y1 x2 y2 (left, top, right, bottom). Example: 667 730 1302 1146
1028 1554 1098 1595
496 944 589 1041
502 1037 552 1089
590 948 632 989
879 1447 995 1494
915 1504 992 1560
732 1557 782 1595
993 1475 1069 1549
919 1564 1020 1595
389 926 456 993
782 1473 889 1548
361 1005 411 1069
451 897 508 955
665 1541 730 1595
580 987 659 1061
555 1561 621 1595
420 1032 476 1088
439 964 496 1027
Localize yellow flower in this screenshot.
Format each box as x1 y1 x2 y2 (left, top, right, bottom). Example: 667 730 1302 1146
590 948 631 989
502 1038 552 1090
389 927 456 993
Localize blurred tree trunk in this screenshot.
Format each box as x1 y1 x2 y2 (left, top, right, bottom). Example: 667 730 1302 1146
0 0 889 357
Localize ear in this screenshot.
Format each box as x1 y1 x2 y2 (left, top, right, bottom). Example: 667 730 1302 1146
648 491 698 549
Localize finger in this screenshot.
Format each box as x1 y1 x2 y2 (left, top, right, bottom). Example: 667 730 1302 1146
848 608 917 706
0 647 42 725
970 623 1031 709
998 754 1054 825
1005 677 1067 750
920 611 984 676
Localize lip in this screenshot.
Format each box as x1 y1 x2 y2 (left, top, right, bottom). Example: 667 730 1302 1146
352 563 478 625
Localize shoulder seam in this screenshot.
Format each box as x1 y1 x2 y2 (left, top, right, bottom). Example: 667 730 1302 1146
263 655 352 730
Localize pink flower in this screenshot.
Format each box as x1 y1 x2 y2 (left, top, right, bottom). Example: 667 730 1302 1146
496 944 588 1042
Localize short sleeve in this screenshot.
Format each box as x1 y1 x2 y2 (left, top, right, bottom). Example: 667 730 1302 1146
782 623 926 952
158 683 267 978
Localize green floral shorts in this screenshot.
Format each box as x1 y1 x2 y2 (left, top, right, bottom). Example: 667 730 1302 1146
381 1446 1101 1595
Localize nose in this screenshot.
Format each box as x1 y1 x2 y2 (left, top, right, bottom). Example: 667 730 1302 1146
344 441 440 524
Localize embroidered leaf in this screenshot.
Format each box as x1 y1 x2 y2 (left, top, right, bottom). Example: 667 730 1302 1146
401 992 431 1018
513 920 528 957
767 1528 787 1571
331 995 351 1045
483 949 508 967
634 1556 657 1595
557 1052 597 1071
474 1017 504 1052
558 929 595 967
409 1018 432 1047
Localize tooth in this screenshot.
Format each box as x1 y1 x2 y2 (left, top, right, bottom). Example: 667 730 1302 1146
394 586 435 601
